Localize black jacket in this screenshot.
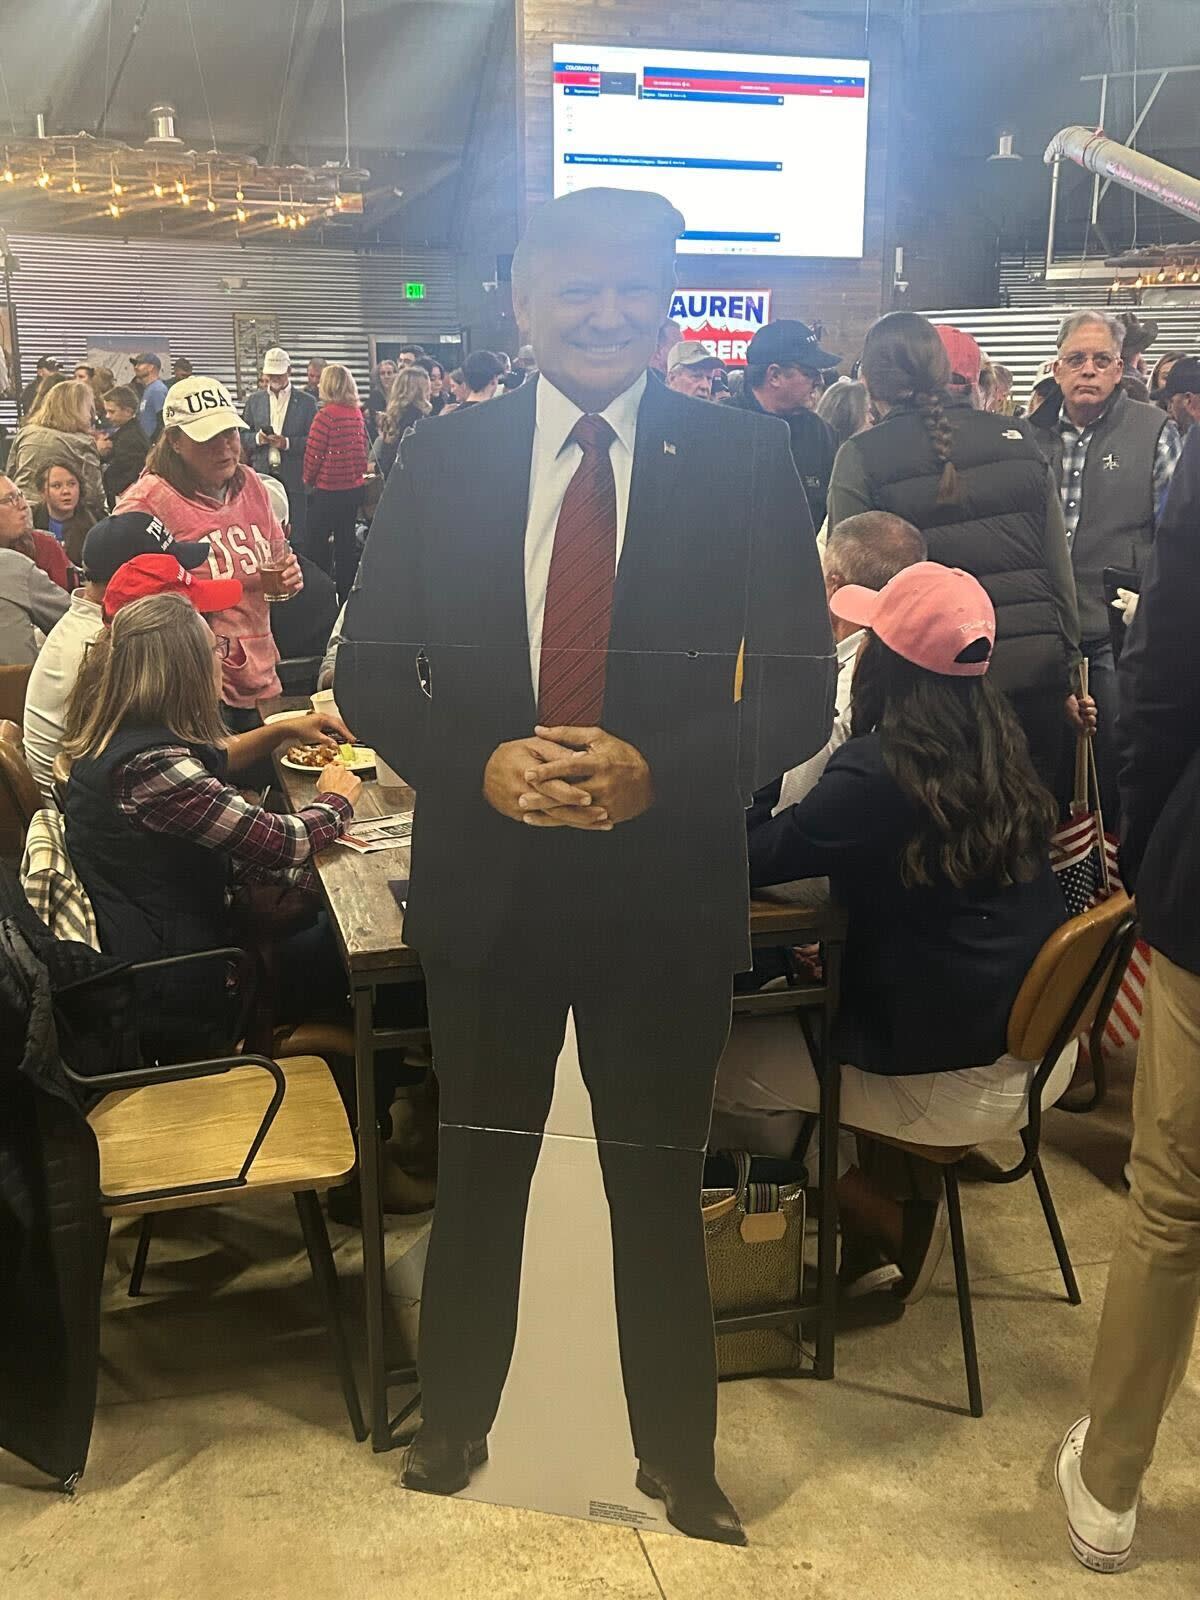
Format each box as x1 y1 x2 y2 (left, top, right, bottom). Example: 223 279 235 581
732 387 837 533
0 866 122 1485
828 399 1080 697
102 417 149 504
339 374 835 974
1117 424 1200 974
240 387 318 541
749 734 1067 1074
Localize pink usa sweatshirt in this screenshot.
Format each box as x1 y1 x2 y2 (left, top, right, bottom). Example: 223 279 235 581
117 469 288 708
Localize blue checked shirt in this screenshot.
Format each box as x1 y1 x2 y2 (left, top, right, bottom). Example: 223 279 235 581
1057 409 1183 545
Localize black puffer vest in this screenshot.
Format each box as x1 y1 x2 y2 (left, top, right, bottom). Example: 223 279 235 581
65 725 234 1057
840 400 1073 695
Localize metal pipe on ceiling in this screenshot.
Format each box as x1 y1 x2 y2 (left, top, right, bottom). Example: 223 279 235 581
1044 125 1200 226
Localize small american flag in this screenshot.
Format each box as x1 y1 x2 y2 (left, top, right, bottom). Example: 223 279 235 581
1051 812 1145 1058
1050 806 1108 917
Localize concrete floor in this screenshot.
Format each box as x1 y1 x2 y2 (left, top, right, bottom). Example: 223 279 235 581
3 1051 1198 1599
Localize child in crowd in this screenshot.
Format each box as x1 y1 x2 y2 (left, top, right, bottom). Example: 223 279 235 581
99 384 150 503
32 461 92 567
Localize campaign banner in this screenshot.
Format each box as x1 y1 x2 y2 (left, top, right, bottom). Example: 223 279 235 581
667 289 772 367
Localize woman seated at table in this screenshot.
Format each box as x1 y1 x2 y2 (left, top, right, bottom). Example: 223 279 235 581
714 563 1073 1302
60 585 361 1061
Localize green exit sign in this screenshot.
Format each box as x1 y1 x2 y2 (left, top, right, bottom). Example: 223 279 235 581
404 282 426 300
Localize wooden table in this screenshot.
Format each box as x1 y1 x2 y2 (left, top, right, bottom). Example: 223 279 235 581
266 699 847 1448
266 699 426 1450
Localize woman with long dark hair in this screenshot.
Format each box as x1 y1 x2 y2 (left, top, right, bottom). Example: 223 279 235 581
827 312 1085 791
717 564 1072 1299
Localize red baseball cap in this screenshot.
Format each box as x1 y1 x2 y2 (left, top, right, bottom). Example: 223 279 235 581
830 562 996 678
103 553 243 623
934 324 983 387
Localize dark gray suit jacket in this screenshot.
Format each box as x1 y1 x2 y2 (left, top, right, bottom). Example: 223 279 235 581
339 375 835 973
240 387 316 527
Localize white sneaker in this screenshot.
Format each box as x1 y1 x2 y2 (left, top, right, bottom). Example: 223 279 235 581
1056 1415 1137 1573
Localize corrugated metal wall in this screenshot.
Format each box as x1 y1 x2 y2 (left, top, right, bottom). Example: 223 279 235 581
925 300 1200 404
1 231 459 425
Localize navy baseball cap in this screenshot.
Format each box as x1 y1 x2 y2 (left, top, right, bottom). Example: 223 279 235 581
82 512 211 584
746 320 840 372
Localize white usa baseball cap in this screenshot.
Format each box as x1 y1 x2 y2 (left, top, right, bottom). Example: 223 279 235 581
162 375 248 442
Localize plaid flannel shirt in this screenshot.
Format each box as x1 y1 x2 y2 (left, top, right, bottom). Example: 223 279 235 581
113 746 351 890
21 806 100 948
1057 411 1183 545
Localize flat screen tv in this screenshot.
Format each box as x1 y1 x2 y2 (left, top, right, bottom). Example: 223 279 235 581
552 43 870 258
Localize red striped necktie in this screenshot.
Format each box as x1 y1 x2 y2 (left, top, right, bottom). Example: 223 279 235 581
537 413 618 727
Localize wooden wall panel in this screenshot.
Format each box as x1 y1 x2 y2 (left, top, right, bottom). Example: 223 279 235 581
517 1 898 362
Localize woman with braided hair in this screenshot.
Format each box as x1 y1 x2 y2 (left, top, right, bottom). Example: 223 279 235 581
827 311 1088 795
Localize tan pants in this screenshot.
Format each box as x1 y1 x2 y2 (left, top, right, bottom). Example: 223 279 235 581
1083 949 1200 1511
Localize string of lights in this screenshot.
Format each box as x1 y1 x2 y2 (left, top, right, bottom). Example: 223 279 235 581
0 131 366 237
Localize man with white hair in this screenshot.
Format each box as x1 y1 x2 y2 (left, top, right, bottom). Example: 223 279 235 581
240 347 317 553
664 342 724 401
1031 310 1181 818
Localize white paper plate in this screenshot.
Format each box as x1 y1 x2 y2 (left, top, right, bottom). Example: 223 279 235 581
280 749 376 775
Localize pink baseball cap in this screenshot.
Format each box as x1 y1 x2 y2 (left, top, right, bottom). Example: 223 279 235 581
934 324 983 387
829 562 996 678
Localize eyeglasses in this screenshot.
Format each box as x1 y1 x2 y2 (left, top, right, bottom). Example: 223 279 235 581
213 635 232 660
1059 351 1118 371
0 489 27 508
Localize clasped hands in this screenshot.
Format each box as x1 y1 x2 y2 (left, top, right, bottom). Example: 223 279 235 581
483 724 653 831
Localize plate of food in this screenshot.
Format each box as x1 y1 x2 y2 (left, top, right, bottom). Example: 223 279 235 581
280 742 377 774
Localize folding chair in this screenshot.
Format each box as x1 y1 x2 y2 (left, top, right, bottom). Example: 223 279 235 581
60 950 367 1448
863 892 1138 1417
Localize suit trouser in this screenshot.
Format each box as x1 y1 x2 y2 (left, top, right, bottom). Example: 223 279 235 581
418 953 732 1475
1082 949 1200 1511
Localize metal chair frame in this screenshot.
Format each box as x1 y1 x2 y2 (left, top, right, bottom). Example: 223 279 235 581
59 948 366 1443
938 905 1140 1417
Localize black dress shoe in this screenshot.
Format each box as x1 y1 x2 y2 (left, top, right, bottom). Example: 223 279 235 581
635 1465 747 1546
402 1428 488 1495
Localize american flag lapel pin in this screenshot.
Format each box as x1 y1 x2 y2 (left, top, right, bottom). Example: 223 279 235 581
663 440 676 456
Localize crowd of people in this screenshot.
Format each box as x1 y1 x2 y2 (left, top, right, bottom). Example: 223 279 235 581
1 183 1198 1567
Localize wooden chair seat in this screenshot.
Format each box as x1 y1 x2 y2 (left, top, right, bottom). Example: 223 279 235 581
845 891 1140 1418
0 736 38 862
273 1021 356 1061
89 1055 355 1216
0 663 32 725
850 1130 973 1166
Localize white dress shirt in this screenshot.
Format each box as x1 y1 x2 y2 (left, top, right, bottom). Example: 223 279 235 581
266 383 291 442
772 627 863 814
524 372 645 700
757 626 863 907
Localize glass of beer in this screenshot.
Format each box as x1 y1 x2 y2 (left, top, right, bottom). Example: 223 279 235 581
260 533 292 603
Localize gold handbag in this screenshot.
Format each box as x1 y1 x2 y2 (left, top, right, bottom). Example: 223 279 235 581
702 1149 808 1378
